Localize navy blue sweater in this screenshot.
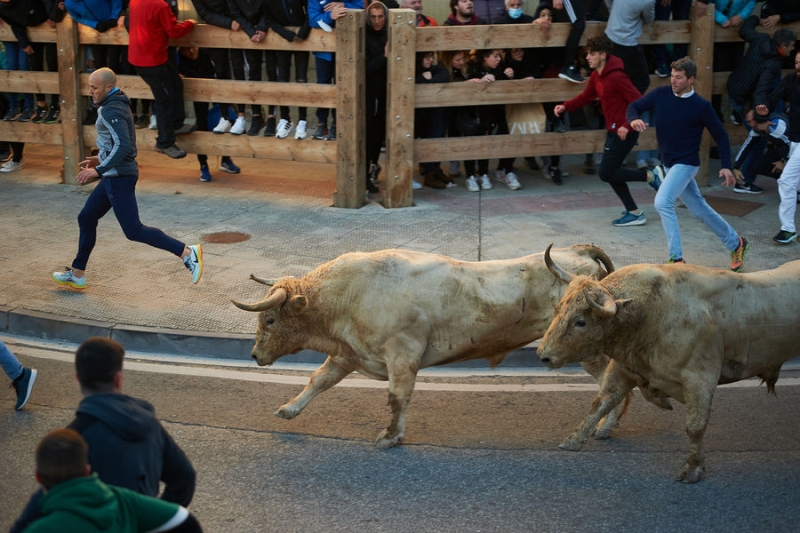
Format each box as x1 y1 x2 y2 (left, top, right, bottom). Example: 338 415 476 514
627 86 732 169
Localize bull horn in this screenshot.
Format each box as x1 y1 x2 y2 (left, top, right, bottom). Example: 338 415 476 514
583 287 616 318
588 246 615 277
232 288 288 312
544 243 576 284
250 274 278 286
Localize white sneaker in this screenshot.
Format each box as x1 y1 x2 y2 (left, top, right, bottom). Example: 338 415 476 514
52 268 86 289
504 171 522 190
494 169 506 182
412 179 423 190
480 174 492 190
212 117 231 134
230 116 246 135
0 160 24 172
294 120 308 140
183 244 203 284
148 115 157 130
465 175 480 192
276 118 292 138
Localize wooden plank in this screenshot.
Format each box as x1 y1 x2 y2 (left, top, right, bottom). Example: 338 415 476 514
56 17 83 185
332 10 366 208
0 71 59 94
691 4 716 187
384 9 416 208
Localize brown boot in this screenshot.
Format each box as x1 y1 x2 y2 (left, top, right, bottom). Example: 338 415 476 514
423 171 447 189
435 166 453 184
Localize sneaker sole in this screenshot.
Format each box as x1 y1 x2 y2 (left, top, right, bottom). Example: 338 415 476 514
191 244 203 284
52 275 86 290
613 218 646 227
558 73 583 83
155 147 187 159
16 368 37 410
773 236 797 244
733 188 763 195
219 166 240 174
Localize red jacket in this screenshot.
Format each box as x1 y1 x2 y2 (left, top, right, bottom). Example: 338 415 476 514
562 55 641 133
127 0 194 67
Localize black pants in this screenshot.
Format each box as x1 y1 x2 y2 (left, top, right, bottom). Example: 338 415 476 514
135 60 185 149
611 43 650 95
562 0 587 68
205 48 237 117
366 95 386 167
243 49 277 116
275 50 309 121
599 131 647 212
29 43 58 104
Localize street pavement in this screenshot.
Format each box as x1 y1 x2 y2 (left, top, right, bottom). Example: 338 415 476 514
2 144 799 365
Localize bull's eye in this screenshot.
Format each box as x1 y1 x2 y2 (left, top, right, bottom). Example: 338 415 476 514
266 318 275 326
574 318 586 327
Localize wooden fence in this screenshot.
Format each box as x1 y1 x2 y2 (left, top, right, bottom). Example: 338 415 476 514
1 8 798 208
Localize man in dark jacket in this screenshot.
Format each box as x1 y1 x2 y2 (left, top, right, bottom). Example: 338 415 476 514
10 337 196 532
727 15 795 124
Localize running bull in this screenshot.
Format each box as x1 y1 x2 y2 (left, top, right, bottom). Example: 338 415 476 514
538 244 800 482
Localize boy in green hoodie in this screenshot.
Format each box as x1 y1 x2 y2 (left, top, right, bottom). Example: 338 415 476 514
25 428 202 533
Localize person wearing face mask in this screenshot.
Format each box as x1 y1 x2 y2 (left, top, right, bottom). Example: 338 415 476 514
497 0 533 23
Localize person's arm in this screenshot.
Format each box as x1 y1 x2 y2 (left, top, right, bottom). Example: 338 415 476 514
734 0 757 21
8 489 45 533
626 88 658 129
308 0 334 31
429 64 451 83
737 14 760 42
192 0 235 29
642 0 655 25
561 77 598 113
93 105 133 176
158 3 195 39
227 0 256 36
159 427 197 506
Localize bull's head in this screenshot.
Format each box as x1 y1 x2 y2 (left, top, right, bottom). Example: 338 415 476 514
538 247 630 368
232 275 308 366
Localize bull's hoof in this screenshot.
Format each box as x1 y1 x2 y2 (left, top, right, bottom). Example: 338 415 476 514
675 462 705 483
558 437 585 451
274 405 299 420
375 429 402 449
593 427 612 440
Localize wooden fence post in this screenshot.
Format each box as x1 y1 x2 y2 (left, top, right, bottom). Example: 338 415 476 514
333 10 366 208
691 4 715 187
384 8 416 208
56 15 84 185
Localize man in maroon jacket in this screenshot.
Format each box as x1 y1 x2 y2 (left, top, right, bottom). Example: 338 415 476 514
127 0 196 158
555 35 664 227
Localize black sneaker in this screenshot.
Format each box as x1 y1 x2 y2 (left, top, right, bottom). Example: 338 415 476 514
134 114 149 129
772 230 797 244
730 110 743 125
558 65 584 84
647 165 665 191
654 64 670 78
3 107 20 121
0 150 11 163
44 105 61 124
32 106 48 123
247 115 265 136
312 123 327 140
324 122 337 141
155 144 187 159
733 182 764 194
174 123 197 135
263 116 277 137
17 108 35 122
546 166 563 185
11 367 37 410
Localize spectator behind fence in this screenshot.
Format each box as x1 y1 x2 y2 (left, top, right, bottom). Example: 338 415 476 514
308 0 364 141
733 106 791 197
605 0 653 95
653 0 691 78
0 0 46 122
127 0 197 159
191 0 247 135
30 0 66 124
264 0 312 140
415 51 453 189
462 49 514 192
547 0 589 83
22 428 203 533
401 0 438 26
10 337 197 532
761 0 800 30
1 338 37 410
473 0 507 23
726 15 795 130
177 46 242 182
555 35 663 228
759 50 800 245
365 1 388 194
439 49 469 182
443 0 487 26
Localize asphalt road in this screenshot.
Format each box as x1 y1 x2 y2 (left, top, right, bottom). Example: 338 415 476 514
2 337 799 533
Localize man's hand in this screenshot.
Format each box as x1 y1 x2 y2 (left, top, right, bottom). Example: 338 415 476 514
231 20 240 31
629 118 648 132
772 160 785 175
329 5 348 20
324 2 344 11
553 104 566 117
720 168 736 187
533 18 551 32
755 104 769 115
79 156 100 169
504 67 514 78
422 71 432 80
761 14 780 28
76 167 99 184
617 126 630 140
732 168 745 185
251 30 265 42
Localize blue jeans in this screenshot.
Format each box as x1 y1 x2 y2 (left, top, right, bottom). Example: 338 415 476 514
654 164 740 260
3 42 33 111
73 176 185 270
315 57 335 125
0 339 22 381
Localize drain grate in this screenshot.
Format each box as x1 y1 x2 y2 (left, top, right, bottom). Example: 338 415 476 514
202 231 251 244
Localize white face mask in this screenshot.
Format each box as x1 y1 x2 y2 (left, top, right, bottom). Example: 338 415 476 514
508 7 523 19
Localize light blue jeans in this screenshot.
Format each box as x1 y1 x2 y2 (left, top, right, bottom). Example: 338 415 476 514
0 338 23 381
654 164 740 260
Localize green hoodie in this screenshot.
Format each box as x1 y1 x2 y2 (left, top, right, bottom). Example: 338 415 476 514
25 474 186 533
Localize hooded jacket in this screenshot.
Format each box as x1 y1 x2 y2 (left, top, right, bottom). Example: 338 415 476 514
561 54 642 134
0 0 48 48
64 0 122 31
93 89 139 178
727 15 790 108
191 0 236 29
443 13 486 25
365 1 388 100
26 474 188 533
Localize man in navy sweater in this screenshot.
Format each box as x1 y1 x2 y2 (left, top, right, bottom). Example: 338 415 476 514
627 57 750 271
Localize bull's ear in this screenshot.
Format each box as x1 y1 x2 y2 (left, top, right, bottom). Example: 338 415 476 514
584 287 617 318
286 294 308 313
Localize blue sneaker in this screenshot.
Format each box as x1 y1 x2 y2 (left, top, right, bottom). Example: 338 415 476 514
220 158 240 174
12 367 37 410
612 211 646 227
647 165 665 191
200 165 212 182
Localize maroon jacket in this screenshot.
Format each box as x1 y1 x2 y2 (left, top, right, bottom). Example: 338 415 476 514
561 54 641 134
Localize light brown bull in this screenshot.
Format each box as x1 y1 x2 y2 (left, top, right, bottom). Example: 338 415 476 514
538 244 800 482
233 245 644 448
